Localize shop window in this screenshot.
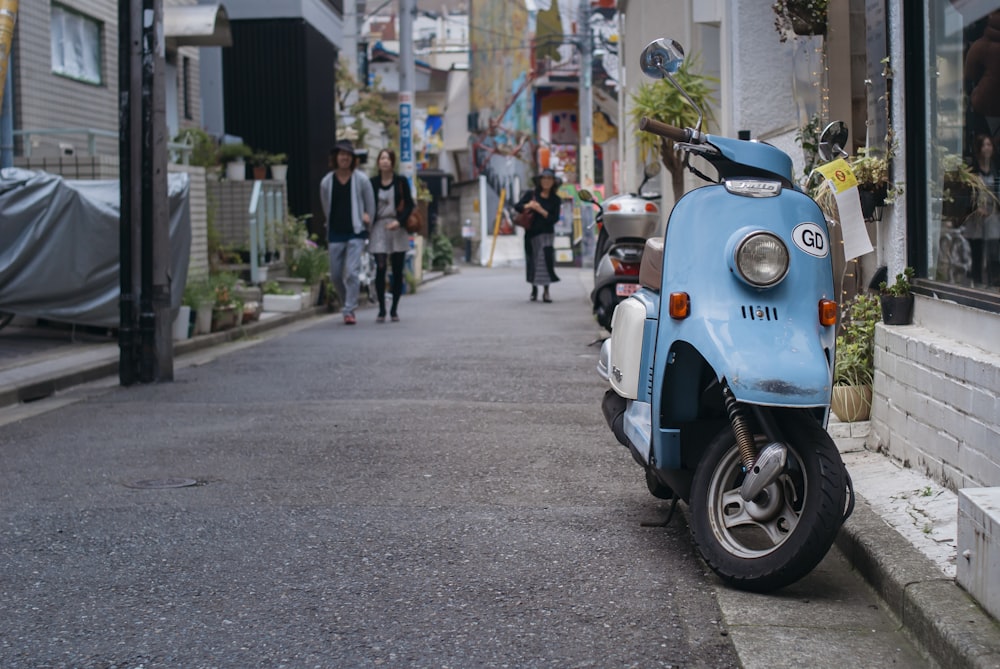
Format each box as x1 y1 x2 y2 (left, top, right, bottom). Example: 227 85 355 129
918 1 1000 300
50 4 103 85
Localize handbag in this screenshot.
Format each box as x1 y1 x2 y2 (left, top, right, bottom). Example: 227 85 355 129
405 206 424 234
396 178 424 235
514 208 533 231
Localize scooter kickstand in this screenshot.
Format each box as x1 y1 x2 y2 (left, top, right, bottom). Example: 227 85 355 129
640 496 680 527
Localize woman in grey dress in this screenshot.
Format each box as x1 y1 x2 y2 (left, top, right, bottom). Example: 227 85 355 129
369 149 415 322
513 169 562 302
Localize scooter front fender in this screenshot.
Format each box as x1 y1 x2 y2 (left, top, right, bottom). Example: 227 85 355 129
672 317 833 407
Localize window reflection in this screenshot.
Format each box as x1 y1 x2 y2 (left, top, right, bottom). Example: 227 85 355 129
930 3 1000 291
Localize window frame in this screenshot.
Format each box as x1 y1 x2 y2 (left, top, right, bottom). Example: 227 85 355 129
50 3 104 86
904 0 1000 313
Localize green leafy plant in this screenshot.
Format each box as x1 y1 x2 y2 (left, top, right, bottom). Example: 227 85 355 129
217 142 252 165
262 280 295 296
288 238 329 285
628 53 718 203
424 233 455 271
172 128 218 168
183 278 216 308
772 0 828 42
879 267 914 297
210 272 240 308
834 292 880 387
269 153 288 166
250 151 270 168
795 113 823 184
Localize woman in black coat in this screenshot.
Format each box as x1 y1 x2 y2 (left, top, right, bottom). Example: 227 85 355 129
513 169 562 302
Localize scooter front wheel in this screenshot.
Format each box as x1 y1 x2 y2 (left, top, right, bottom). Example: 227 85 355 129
689 411 847 592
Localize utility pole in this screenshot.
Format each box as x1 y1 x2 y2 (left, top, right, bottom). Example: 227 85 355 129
119 0 172 385
399 0 416 195
578 0 594 189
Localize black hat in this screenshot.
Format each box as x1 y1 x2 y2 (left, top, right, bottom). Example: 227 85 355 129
533 168 562 190
332 139 355 157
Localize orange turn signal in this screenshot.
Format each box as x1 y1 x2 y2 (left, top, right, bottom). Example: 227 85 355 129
669 292 690 319
819 299 837 326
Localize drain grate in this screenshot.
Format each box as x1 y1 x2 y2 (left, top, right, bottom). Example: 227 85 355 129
126 477 198 489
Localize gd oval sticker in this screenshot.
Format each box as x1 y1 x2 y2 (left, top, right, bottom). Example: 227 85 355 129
792 222 829 258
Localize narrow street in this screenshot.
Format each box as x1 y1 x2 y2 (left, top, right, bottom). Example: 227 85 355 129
0 266 930 668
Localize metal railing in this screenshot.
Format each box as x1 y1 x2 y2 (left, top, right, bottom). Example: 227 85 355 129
12 127 193 163
248 180 285 284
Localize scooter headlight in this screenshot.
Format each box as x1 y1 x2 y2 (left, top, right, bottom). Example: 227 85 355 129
735 232 789 287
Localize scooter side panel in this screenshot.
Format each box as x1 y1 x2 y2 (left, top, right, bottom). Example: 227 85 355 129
653 185 836 409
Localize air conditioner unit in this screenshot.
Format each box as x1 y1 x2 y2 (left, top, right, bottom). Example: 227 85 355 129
58 142 76 156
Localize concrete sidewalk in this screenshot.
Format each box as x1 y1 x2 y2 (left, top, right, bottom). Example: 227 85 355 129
1 269 999 667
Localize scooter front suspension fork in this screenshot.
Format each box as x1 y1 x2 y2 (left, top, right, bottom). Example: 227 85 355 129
722 384 757 469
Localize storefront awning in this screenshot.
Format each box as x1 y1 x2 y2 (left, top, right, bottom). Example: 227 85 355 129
164 4 232 50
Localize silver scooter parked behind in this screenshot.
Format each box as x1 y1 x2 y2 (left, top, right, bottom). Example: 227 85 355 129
580 163 663 331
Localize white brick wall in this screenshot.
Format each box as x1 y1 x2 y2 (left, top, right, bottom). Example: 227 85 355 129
870 305 1000 491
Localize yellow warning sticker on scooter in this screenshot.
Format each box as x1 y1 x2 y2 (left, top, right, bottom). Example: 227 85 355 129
813 158 858 193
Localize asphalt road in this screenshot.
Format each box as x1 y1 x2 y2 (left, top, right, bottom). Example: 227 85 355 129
0 265 931 668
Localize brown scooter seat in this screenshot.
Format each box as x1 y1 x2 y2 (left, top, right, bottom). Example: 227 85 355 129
639 237 663 291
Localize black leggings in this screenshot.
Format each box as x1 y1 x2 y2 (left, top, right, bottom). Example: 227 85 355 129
375 252 406 315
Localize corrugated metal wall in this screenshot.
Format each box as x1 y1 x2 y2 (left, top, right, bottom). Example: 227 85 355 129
223 19 337 240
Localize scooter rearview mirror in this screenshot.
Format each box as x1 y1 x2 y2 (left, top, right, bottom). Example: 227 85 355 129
640 39 684 79
578 189 594 202
643 162 662 179
818 121 850 161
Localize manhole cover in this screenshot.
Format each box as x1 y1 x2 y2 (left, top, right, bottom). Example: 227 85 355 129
126 477 198 489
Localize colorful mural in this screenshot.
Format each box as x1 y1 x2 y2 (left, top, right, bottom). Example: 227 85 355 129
469 0 533 137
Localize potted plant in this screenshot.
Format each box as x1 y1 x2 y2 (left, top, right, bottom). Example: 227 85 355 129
184 278 217 335
269 153 288 181
288 237 330 306
878 266 915 325
218 142 252 181
832 292 879 422
772 0 828 42
261 280 303 313
250 151 270 180
850 148 891 221
210 272 242 331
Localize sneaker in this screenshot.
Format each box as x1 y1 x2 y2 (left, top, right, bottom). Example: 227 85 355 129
391 314 400 322
344 313 356 325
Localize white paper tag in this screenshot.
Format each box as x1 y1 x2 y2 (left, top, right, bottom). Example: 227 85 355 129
813 158 874 261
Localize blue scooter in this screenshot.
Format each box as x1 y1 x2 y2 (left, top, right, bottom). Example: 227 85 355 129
598 38 854 592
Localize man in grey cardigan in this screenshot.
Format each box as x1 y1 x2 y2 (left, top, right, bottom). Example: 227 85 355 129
320 139 376 324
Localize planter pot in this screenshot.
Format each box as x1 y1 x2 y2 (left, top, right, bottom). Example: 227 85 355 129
225 159 246 181
831 384 872 422
211 305 239 332
859 183 887 221
880 294 914 325
195 304 214 335
270 164 287 181
263 293 303 312
252 166 267 180
172 305 192 341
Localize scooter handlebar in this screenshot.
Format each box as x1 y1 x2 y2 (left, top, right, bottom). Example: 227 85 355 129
639 117 691 143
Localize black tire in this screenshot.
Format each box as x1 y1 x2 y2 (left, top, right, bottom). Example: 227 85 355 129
594 285 616 331
689 411 847 592
645 467 674 500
